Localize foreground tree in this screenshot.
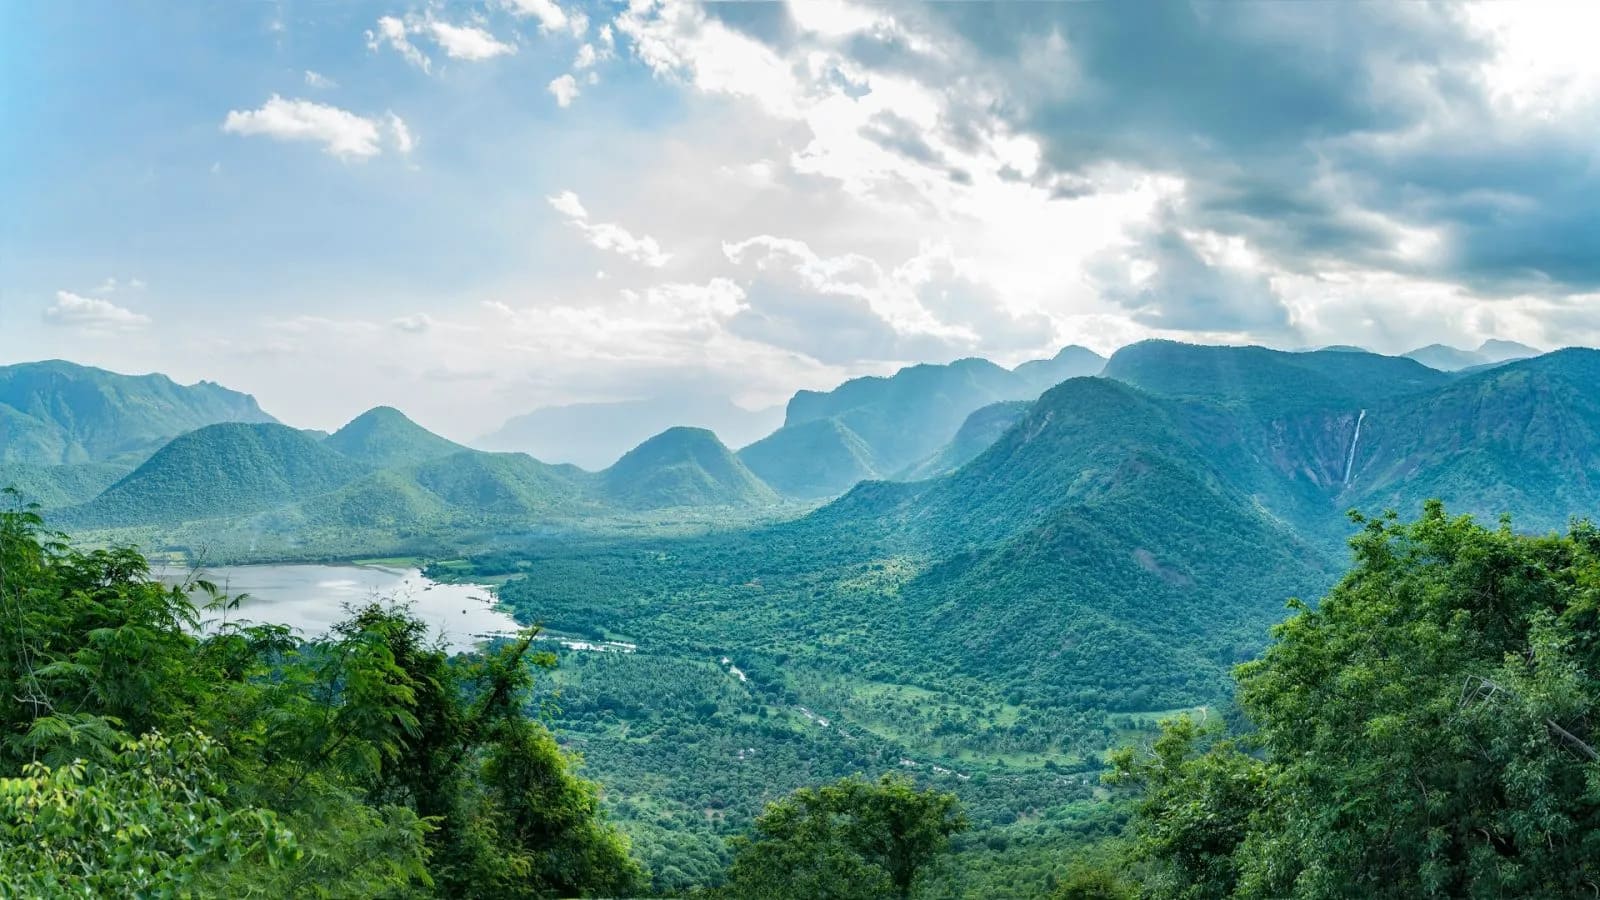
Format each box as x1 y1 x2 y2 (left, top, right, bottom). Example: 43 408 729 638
0 502 642 896
1114 502 1600 898
722 774 967 899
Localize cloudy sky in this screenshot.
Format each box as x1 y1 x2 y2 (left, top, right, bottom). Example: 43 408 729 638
4 1 1598 440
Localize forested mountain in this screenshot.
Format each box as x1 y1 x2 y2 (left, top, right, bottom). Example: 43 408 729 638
738 418 881 499
0 360 276 465
0 461 129 509
1346 348 1600 531
1102 340 1449 413
745 347 1104 498
601 426 778 510
299 449 592 529
479 396 783 470
323 406 466 468
66 422 369 526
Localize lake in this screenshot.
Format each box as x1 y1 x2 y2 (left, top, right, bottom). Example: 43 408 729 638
161 563 521 652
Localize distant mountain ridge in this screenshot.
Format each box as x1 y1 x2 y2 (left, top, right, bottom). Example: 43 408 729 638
0 360 276 465
742 346 1106 498
478 396 783 471
1402 339 1541 372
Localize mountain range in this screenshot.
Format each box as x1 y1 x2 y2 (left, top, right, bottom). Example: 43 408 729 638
0 360 276 466
1401 338 1541 371
7 340 1596 562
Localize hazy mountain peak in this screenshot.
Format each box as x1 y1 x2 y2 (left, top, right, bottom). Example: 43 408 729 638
325 406 465 469
603 427 777 510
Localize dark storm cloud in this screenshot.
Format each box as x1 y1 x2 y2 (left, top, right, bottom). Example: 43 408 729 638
825 1 1600 296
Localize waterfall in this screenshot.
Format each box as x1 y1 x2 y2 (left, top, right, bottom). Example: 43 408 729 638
1342 409 1367 487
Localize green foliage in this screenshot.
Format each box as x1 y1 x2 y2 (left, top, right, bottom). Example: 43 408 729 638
722 774 967 899
0 507 644 896
1116 503 1600 898
0 462 128 509
0 730 296 897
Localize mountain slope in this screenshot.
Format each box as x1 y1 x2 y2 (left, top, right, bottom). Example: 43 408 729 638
1010 345 1107 393
0 360 276 465
737 419 881 500
297 450 592 529
897 400 1031 481
324 407 466 468
602 427 778 510
1104 340 1450 414
0 462 130 509
752 347 1101 498
69 423 368 526
1347 349 1600 531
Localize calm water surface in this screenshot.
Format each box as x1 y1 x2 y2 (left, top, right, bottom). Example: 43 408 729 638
162 564 520 652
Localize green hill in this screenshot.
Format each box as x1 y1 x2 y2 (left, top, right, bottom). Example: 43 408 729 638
296 450 591 530
602 427 778 510
0 461 130 509
738 418 881 499
68 422 369 526
0 360 276 465
324 406 467 468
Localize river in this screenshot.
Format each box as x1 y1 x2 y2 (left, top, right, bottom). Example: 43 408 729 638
161 563 520 653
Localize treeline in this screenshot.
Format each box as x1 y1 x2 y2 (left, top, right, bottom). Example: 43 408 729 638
7 498 1598 897
0 502 641 896
0 504 971 897
1092 503 1600 898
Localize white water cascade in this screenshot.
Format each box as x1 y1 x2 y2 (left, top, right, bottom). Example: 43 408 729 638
1342 409 1367 487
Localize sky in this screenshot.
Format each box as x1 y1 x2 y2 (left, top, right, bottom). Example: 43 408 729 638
4 1 1600 441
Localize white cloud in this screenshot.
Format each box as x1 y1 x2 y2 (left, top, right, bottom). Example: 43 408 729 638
43 291 150 332
367 15 430 72
93 276 146 294
502 0 585 37
547 190 588 218
392 313 436 333
548 74 580 107
548 191 671 266
223 95 386 159
386 112 415 154
304 70 336 89
427 20 516 61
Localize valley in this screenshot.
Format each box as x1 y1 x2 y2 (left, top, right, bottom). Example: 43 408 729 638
6 339 1598 895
